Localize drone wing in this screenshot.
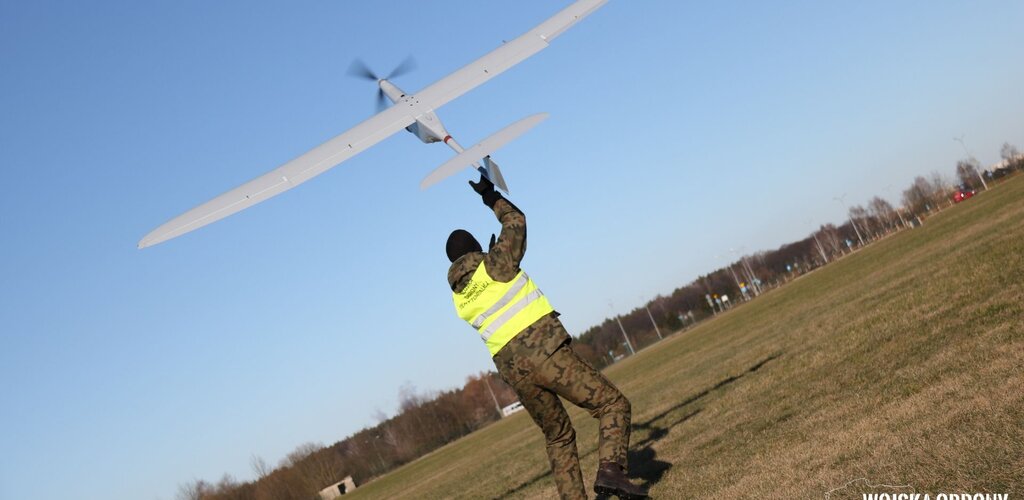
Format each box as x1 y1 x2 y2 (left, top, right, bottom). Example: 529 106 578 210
139 0 608 249
138 108 416 249
415 0 608 109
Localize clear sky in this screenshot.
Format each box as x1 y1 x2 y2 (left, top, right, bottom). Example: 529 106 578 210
1 1 1021 499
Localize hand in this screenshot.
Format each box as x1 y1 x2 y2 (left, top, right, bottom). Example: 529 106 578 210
468 174 495 196
469 172 502 208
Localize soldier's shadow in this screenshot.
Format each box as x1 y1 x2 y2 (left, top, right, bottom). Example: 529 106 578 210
611 353 780 494
590 409 698 499
499 353 782 499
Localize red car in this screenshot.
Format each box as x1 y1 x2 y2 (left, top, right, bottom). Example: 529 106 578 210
953 189 975 203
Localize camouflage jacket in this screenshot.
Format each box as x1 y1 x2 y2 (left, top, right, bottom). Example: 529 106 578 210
447 197 570 385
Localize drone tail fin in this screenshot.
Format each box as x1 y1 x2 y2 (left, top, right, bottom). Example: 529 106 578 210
420 113 548 192
482 156 509 194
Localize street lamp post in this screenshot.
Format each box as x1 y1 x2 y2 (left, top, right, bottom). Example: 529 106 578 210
895 207 908 228
643 303 663 340
884 185 909 230
811 231 829 264
834 193 866 247
716 253 747 300
615 316 635 355
954 135 989 191
483 376 503 419
805 219 829 264
609 302 636 355
731 247 762 296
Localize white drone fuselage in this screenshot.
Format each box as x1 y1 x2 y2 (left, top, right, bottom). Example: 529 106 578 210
378 79 473 160
137 0 607 249
378 78 509 189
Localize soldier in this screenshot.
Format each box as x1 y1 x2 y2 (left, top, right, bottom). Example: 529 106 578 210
446 174 648 499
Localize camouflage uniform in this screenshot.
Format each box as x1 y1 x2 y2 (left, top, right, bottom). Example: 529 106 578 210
448 198 631 500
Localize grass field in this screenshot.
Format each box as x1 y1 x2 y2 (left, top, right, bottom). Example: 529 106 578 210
346 175 1024 499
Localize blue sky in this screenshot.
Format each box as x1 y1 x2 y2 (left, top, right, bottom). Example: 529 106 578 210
1 1 1021 499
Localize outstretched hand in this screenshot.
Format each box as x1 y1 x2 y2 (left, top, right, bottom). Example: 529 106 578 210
468 174 495 196
469 173 502 209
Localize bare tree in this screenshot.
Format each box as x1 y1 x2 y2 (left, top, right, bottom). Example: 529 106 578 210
867 196 895 232
818 224 844 256
1001 142 1019 161
251 455 271 480
211 474 254 500
848 205 873 240
254 467 305 500
929 171 952 206
294 446 345 494
283 442 320 467
398 382 431 444
177 479 212 500
956 159 982 190
1002 142 1022 169
903 176 934 213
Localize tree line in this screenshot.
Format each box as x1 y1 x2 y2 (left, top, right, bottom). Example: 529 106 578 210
177 372 520 500
574 142 1023 368
178 142 1023 500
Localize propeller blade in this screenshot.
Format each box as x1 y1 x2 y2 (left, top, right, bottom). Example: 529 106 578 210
347 59 379 81
376 88 388 112
387 56 417 80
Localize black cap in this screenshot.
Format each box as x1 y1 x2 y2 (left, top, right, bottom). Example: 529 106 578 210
446 229 481 262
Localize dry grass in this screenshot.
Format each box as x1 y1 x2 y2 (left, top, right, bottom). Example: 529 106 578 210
345 175 1024 499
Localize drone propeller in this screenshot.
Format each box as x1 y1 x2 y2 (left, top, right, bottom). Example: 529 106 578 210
346 58 380 81
386 56 417 80
347 57 417 112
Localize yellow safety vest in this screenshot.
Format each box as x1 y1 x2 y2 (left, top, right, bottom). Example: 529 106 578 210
453 262 554 356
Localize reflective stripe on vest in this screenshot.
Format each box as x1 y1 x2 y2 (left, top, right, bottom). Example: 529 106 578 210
479 289 545 340
471 273 528 329
453 262 555 356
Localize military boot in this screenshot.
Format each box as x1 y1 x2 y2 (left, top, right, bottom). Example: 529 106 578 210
593 463 649 499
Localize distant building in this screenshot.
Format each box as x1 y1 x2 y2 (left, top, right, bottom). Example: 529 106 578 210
318 476 357 500
502 401 525 417
991 154 1024 174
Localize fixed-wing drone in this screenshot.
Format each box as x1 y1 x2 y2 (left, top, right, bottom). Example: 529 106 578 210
138 0 607 249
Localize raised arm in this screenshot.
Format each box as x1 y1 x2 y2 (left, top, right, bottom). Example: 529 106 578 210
469 176 526 282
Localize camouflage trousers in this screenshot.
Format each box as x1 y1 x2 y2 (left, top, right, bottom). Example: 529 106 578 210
511 342 631 500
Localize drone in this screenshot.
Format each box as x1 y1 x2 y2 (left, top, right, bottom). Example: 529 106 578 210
139 0 607 249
